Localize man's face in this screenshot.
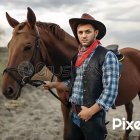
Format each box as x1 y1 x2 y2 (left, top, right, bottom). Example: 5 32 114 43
77 24 99 47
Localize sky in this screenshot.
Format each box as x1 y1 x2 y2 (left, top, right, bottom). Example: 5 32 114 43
0 0 140 49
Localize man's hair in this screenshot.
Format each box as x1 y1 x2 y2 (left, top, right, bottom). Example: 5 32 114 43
77 23 98 30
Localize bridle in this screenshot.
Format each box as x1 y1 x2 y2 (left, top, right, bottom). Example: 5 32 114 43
3 26 69 107
3 26 45 97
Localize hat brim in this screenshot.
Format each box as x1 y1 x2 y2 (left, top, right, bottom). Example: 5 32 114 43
69 18 106 43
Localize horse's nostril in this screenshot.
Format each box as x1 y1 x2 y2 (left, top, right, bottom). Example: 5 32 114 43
2 86 18 100
7 86 14 95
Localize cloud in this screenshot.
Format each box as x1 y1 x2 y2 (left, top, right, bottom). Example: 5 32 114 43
0 0 87 9
30 0 86 8
91 1 140 20
0 0 140 50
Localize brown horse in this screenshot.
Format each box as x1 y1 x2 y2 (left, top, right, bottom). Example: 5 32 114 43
2 7 140 140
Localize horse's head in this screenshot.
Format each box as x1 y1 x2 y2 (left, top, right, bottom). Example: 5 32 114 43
2 7 46 100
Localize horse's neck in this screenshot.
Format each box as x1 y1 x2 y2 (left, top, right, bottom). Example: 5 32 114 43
41 30 78 66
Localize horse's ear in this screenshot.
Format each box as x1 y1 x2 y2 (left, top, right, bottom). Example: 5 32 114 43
27 7 36 29
6 12 19 28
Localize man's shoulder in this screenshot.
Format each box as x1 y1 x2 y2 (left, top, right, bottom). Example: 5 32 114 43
96 45 108 52
95 45 108 57
105 50 118 58
96 45 118 59
105 51 119 64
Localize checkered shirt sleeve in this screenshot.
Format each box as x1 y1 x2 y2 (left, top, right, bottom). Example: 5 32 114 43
96 51 120 111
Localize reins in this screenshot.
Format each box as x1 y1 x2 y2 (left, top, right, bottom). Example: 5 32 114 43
49 74 69 107
28 78 70 107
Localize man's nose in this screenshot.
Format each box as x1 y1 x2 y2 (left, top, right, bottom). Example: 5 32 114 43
82 32 87 38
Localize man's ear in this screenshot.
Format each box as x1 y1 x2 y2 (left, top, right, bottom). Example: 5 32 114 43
95 30 99 38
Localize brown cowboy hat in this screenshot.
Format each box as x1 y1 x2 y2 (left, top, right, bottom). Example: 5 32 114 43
69 13 106 43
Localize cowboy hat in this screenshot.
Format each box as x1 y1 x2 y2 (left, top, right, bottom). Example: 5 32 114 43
69 13 106 43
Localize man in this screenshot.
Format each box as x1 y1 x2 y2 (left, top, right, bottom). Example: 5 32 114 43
43 13 120 140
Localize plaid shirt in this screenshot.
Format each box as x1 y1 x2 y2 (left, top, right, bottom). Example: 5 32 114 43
64 46 120 126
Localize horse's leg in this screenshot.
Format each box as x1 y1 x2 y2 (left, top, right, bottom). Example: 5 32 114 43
57 89 71 140
61 103 71 140
123 101 134 140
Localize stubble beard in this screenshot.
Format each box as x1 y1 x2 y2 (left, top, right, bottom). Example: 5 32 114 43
81 37 96 48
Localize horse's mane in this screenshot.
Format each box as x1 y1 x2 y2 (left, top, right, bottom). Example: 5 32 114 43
15 21 66 40
36 22 65 40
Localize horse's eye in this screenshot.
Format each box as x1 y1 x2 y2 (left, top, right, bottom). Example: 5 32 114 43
24 45 32 51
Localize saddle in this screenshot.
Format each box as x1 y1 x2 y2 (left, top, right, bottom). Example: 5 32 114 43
106 44 124 62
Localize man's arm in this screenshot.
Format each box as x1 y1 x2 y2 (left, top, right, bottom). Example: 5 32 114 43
96 51 120 111
43 81 69 92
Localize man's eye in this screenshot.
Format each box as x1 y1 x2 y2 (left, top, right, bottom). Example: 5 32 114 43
86 30 91 34
78 31 83 35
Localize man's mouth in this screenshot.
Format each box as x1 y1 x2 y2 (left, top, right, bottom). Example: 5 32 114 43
81 40 88 43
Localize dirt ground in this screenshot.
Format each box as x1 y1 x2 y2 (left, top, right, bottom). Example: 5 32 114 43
0 86 139 140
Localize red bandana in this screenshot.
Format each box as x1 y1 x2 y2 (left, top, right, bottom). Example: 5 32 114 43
75 39 100 67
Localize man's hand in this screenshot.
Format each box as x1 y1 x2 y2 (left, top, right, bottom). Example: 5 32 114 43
43 81 53 90
78 103 102 122
78 106 93 121
43 81 69 91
